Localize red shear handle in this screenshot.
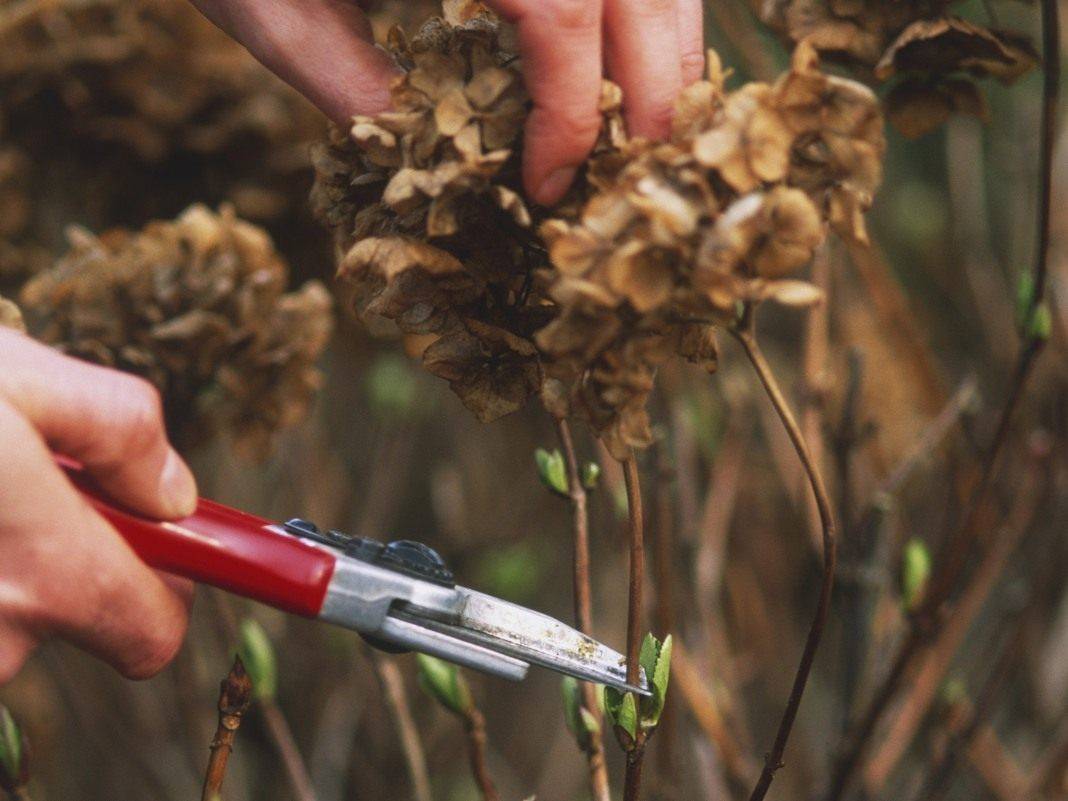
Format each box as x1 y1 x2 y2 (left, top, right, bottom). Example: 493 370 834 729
61 461 336 618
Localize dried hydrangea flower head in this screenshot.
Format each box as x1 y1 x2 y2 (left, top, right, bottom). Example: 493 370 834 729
315 6 885 458
19 205 334 458
538 44 883 455
313 4 549 423
0 0 324 228
753 0 1037 138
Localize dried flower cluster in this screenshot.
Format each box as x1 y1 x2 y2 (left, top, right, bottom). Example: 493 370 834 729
0 0 326 277
314 9 884 456
19 205 334 458
754 1 1037 138
0 0 321 164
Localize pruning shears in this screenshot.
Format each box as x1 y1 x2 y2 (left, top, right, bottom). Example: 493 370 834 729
61 459 649 697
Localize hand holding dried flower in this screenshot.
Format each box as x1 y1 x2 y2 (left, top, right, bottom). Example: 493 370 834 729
196 0 704 203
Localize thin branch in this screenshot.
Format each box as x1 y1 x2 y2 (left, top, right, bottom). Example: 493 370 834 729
202 656 252 801
863 456 1045 792
730 314 838 801
621 453 646 801
824 2 1059 792
370 654 432 801
260 699 318 801
555 418 611 801
462 707 500 801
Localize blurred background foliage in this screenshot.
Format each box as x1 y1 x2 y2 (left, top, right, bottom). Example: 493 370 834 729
1 0 1068 800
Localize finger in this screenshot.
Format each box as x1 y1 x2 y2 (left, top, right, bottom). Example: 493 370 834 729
604 0 683 139
191 0 398 123
677 0 705 84
0 399 191 679
490 0 604 205
0 329 196 520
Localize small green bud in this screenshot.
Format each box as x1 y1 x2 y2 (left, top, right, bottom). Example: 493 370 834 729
0 705 28 793
901 538 932 613
616 692 638 741
416 654 472 716
637 633 672 726
562 677 600 746
581 461 601 491
1029 303 1052 341
239 619 278 701
941 677 968 707
535 448 569 497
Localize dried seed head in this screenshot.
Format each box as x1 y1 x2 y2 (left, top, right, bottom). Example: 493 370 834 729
19 205 333 458
752 0 1036 137
314 6 885 457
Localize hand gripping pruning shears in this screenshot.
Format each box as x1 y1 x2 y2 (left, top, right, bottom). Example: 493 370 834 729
61 460 648 696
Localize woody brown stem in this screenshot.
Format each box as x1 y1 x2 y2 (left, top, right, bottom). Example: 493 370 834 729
261 700 317 801
731 317 838 801
555 418 611 801
202 656 252 801
622 454 645 687
825 4 1058 796
371 653 432 801
462 707 499 801
619 453 647 801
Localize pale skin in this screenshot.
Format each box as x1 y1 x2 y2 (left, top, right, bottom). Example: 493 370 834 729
0 0 702 684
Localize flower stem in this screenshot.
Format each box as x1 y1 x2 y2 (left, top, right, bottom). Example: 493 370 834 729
202 656 252 801
620 453 647 801
731 319 838 801
555 418 611 801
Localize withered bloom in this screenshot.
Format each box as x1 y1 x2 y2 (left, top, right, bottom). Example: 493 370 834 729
312 5 546 424
753 0 1037 138
20 206 333 458
315 5 885 458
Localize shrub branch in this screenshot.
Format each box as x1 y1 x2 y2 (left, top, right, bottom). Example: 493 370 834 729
730 311 838 801
824 2 1059 796
555 418 612 801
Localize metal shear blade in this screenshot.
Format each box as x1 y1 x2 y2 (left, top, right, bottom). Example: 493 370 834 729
394 587 651 697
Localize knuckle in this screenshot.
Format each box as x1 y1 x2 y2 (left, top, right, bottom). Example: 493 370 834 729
681 49 705 79
542 107 602 152
113 376 166 455
544 0 600 33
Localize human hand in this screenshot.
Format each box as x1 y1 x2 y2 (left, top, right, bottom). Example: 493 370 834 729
189 0 704 204
0 329 198 684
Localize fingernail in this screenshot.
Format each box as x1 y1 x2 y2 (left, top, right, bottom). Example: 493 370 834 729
535 166 577 206
160 449 197 519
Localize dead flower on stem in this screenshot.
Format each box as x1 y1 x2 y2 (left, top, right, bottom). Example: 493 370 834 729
314 8 884 461
753 0 1038 138
19 205 333 458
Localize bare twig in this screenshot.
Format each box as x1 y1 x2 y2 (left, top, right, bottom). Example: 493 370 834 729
825 2 1059 793
462 707 499 801
260 699 318 801
620 453 647 801
202 656 253 801
731 311 838 801
371 654 432 801
864 455 1046 792
555 418 611 801
802 244 832 547
672 640 757 788
652 443 677 770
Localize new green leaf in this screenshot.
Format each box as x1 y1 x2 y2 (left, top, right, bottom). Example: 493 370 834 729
239 619 277 701
417 654 472 716
535 448 569 497
0 705 27 792
901 538 931 613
